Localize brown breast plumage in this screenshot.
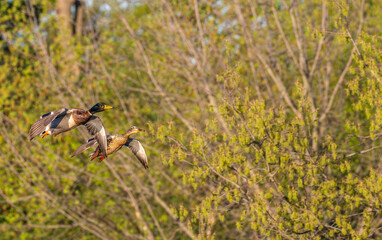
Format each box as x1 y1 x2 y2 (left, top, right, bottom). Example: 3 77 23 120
72 109 93 125
106 135 127 155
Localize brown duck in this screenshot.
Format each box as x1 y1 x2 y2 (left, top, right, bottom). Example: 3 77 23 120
71 126 148 169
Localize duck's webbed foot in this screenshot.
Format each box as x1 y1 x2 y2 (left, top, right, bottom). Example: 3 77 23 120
41 131 49 138
98 156 105 162
90 149 100 161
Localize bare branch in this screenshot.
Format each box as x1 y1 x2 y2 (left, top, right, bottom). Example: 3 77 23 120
345 145 382 158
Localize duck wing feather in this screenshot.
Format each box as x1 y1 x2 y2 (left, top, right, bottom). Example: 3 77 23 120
124 138 148 169
28 108 68 141
83 116 108 158
71 138 97 157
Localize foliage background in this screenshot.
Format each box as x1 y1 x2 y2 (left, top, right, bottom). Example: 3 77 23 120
1 0 382 239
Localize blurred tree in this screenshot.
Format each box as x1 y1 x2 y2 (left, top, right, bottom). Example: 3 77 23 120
56 0 84 37
0 0 382 239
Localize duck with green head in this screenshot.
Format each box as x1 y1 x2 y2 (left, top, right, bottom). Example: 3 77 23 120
28 103 113 157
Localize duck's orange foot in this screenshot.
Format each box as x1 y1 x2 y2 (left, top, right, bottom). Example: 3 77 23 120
41 131 49 138
90 148 100 161
98 156 105 162
90 152 99 161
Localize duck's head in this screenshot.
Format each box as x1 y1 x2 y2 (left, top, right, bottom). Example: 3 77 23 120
89 103 113 114
128 126 145 135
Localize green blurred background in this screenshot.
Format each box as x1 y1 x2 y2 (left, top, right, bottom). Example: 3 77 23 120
1 0 382 239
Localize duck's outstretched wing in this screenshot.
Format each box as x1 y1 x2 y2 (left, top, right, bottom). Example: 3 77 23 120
124 138 148 169
83 116 107 158
71 138 97 157
28 108 68 141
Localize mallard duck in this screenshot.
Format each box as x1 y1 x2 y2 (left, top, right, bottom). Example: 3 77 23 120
71 126 148 169
28 103 112 157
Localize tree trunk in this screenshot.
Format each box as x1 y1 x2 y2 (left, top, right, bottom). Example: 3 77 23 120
57 0 74 41
74 0 84 37
56 0 83 78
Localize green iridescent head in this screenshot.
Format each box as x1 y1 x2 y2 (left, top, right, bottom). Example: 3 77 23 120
89 103 113 114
